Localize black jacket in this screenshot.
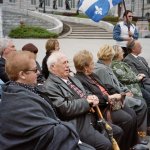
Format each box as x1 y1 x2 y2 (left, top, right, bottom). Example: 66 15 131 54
0 57 9 82
75 72 109 106
0 82 83 150
124 54 150 78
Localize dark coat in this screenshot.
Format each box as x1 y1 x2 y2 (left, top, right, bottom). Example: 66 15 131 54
42 54 50 79
0 82 84 150
43 73 112 150
36 61 45 84
74 73 140 150
43 73 90 121
124 54 150 78
0 57 9 83
74 72 110 106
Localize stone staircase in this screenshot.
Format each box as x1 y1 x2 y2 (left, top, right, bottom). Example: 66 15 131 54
2 10 113 39
60 21 113 39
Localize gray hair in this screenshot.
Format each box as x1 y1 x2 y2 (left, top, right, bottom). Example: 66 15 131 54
47 51 66 71
0 38 12 56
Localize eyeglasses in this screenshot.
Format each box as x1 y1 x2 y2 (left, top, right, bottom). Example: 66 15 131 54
33 51 38 54
25 68 38 73
128 16 133 18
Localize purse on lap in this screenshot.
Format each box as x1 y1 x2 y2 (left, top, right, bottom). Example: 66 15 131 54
109 92 126 111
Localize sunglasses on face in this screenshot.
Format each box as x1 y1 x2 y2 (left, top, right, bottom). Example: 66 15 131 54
25 68 38 73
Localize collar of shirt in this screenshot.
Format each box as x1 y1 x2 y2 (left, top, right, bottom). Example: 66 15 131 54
131 53 138 58
123 21 134 27
61 78 68 84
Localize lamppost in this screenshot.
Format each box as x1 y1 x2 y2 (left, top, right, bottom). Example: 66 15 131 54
142 0 144 20
43 0 46 13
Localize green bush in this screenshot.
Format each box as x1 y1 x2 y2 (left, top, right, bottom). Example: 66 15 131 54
9 25 58 38
102 16 119 22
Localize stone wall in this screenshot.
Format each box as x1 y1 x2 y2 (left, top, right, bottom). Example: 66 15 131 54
2 7 63 36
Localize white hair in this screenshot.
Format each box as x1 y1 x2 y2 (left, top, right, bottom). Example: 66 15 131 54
0 38 12 56
47 51 67 71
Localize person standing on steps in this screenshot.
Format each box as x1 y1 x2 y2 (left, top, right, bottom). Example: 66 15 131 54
113 10 139 58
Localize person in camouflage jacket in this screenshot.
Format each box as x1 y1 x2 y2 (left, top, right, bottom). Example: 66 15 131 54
112 45 150 129
112 58 143 98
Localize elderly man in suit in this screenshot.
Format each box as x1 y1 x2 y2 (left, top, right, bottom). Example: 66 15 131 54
124 40 150 135
124 40 150 78
42 51 124 150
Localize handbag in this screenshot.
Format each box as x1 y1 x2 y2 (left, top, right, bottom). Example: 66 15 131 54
103 93 126 122
109 92 126 111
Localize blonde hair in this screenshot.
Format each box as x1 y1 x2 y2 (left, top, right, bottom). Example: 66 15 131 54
73 50 93 72
112 45 123 60
6 51 35 81
97 44 115 61
45 39 59 55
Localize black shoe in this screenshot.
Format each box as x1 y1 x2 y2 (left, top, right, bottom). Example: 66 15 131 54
131 144 149 150
139 139 149 145
147 127 150 136
138 131 149 145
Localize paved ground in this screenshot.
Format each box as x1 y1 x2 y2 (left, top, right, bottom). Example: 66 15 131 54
13 38 150 72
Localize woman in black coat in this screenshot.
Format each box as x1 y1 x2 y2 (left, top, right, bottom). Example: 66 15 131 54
73 50 139 150
42 39 60 79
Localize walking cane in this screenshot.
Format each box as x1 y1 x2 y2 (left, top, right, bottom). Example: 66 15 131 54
95 106 120 150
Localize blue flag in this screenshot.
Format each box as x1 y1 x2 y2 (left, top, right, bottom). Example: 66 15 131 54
78 0 122 22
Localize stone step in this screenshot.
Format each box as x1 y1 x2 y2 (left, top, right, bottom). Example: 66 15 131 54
63 21 113 39
71 31 112 34
72 29 107 32
70 25 104 28
63 36 113 39
70 33 112 36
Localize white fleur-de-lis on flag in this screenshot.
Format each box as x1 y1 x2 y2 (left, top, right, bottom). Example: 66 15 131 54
95 5 102 15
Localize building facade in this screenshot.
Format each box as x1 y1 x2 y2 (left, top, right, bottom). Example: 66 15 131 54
2 0 150 18
3 0 78 11
126 0 150 18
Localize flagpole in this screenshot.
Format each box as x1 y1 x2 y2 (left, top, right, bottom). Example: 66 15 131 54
122 0 131 35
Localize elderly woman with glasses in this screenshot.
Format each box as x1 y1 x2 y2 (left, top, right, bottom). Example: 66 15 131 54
22 43 45 84
73 49 139 150
0 51 94 150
